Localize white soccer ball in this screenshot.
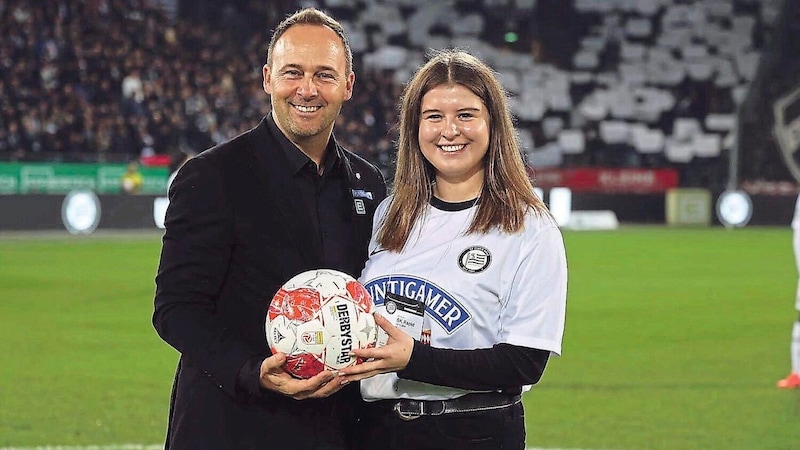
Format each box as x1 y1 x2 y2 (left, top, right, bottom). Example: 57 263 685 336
266 269 377 379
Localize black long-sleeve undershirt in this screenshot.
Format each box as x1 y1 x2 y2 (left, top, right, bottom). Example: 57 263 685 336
397 341 550 392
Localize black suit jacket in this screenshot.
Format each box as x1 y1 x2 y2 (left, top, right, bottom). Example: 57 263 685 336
153 116 387 449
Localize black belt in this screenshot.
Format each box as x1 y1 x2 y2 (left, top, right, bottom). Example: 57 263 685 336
391 392 522 421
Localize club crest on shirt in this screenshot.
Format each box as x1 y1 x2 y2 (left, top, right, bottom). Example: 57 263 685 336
354 198 366 215
458 246 491 273
363 275 470 334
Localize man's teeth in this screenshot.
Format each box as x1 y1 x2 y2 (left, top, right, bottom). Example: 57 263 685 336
440 144 465 152
295 105 320 113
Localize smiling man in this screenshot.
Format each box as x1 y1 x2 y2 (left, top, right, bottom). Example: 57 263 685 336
263 19 354 170
152 8 386 450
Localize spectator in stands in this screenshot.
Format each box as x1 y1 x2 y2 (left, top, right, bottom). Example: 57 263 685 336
152 7 386 450
339 49 567 450
121 68 145 104
0 1 399 173
120 159 143 194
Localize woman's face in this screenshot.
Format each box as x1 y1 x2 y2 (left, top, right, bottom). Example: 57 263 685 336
418 83 490 186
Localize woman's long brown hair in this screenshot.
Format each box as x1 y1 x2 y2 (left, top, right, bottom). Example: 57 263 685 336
377 49 549 252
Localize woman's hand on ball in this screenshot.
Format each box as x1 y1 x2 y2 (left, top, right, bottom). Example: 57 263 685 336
259 352 345 399
338 313 414 382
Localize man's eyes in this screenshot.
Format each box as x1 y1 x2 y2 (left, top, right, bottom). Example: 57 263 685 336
282 70 336 80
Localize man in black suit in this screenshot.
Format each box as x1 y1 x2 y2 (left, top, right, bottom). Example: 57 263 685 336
152 8 387 449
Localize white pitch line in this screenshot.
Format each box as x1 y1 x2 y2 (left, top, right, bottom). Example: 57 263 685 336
0 446 596 450
0 446 163 450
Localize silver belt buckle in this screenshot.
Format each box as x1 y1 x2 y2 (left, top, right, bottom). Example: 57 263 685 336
393 402 420 421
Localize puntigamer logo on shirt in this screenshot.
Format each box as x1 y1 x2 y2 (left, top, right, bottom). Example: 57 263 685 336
364 276 470 334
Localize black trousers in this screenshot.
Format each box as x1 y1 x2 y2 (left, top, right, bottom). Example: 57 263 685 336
357 399 525 450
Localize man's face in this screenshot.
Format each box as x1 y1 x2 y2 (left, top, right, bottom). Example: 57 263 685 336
263 24 354 146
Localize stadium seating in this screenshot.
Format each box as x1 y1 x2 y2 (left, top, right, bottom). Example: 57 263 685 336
0 0 787 187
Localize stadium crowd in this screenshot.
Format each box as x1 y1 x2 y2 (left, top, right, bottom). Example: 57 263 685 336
0 0 789 186
0 0 400 174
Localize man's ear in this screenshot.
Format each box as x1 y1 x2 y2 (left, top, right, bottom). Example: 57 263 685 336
343 72 355 101
262 64 272 95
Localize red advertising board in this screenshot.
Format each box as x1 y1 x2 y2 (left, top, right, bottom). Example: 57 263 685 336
530 168 679 193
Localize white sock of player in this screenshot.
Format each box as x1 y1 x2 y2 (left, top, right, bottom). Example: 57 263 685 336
791 321 800 374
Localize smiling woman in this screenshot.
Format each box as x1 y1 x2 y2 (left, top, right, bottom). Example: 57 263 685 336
338 50 568 450
418 83 490 201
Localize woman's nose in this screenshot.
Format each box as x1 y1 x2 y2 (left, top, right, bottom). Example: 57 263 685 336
442 122 460 138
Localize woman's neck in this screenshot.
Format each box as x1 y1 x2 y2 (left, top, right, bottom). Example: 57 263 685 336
433 175 484 202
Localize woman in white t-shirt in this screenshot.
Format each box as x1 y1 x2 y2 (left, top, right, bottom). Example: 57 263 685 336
339 50 568 450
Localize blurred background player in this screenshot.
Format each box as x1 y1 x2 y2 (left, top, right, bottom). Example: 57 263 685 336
777 192 800 388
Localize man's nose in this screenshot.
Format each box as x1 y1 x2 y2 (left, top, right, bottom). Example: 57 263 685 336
297 76 318 98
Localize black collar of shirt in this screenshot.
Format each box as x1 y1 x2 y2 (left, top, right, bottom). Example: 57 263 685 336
266 113 340 176
430 196 480 212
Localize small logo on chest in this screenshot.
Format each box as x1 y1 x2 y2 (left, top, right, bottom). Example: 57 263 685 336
458 246 491 273
354 199 366 215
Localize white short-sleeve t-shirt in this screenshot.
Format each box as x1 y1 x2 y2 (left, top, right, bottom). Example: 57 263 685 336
359 196 568 401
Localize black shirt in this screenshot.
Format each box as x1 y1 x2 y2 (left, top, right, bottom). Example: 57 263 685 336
236 115 358 397
266 115 355 274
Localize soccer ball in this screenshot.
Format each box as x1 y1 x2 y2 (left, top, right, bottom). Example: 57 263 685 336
266 269 378 379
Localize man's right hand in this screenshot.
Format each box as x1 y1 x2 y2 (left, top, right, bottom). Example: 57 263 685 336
259 353 348 400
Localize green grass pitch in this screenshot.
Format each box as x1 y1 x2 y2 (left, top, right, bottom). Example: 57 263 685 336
1 226 799 449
